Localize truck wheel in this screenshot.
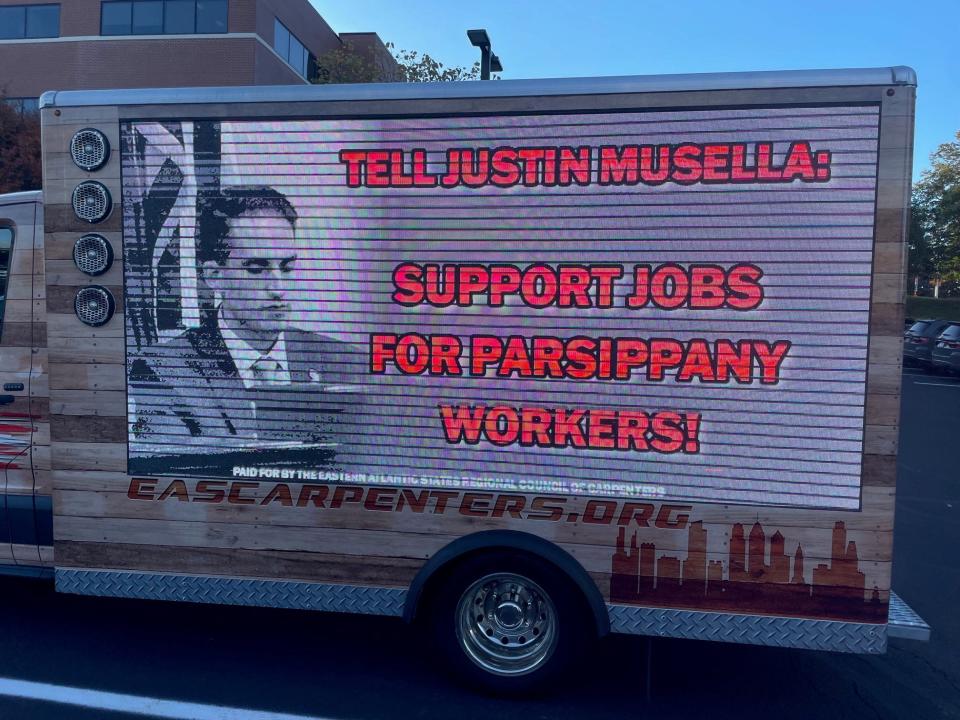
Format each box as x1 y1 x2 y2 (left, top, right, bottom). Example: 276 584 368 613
424 551 590 694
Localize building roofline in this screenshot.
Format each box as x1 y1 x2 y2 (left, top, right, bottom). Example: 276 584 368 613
40 66 916 109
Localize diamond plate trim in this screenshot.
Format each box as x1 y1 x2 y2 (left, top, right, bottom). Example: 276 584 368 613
607 603 887 654
56 570 923 652
56 569 406 617
887 592 931 642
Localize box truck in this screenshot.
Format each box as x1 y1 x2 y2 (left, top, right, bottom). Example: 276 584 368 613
0 66 929 692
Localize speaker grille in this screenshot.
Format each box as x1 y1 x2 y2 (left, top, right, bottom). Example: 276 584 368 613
72 182 112 223
74 286 115 327
70 128 110 171
73 234 113 276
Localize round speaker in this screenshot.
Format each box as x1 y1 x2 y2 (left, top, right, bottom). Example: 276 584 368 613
70 128 110 172
73 234 113 276
72 182 112 223
74 286 115 327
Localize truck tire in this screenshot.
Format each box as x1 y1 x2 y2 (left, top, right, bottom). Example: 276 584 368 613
423 550 591 694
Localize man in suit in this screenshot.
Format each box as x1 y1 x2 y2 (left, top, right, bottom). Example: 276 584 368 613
129 186 366 471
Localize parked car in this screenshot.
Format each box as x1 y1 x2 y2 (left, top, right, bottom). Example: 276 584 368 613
931 322 960 374
903 319 955 368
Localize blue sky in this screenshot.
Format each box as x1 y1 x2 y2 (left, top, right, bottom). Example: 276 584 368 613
313 0 958 180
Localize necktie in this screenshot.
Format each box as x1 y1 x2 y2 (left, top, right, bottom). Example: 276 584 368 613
251 356 285 385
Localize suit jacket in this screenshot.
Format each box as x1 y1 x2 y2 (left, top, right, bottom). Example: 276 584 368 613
129 324 368 455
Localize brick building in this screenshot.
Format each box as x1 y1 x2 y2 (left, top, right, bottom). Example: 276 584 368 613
0 0 397 111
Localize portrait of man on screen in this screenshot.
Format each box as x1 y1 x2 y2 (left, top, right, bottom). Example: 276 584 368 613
128 185 367 474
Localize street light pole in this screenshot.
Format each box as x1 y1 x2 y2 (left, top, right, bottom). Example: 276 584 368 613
480 44 490 81
467 28 502 80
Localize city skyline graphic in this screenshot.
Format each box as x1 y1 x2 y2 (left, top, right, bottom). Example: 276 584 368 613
610 520 886 622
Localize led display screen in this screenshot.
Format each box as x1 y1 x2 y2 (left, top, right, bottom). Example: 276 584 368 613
122 104 880 509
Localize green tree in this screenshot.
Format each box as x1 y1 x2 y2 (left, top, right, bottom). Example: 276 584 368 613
910 131 960 297
908 198 934 294
391 45 483 83
314 42 393 85
0 93 42 193
315 42 490 84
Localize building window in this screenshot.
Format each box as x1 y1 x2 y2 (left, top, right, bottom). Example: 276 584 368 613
3 98 40 115
132 1 163 34
196 0 226 32
0 4 60 40
101 0 227 35
101 2 131 35
273 19 315 80
164 0 194 33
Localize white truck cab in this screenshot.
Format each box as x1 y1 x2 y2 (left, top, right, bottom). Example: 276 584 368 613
0 190 51 577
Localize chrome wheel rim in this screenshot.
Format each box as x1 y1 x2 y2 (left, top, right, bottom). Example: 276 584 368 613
455 572 558 676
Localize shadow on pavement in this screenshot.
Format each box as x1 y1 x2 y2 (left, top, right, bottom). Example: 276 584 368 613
0 574 954 720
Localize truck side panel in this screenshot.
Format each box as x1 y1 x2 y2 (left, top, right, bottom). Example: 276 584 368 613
41 76 913 647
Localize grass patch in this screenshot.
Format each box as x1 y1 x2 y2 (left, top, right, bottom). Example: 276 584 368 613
906 296 960 321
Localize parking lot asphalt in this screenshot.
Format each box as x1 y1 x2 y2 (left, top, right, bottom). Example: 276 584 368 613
0 368 956 720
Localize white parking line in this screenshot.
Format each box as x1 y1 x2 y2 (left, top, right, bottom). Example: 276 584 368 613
0 677 327 720
913 382 960 388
